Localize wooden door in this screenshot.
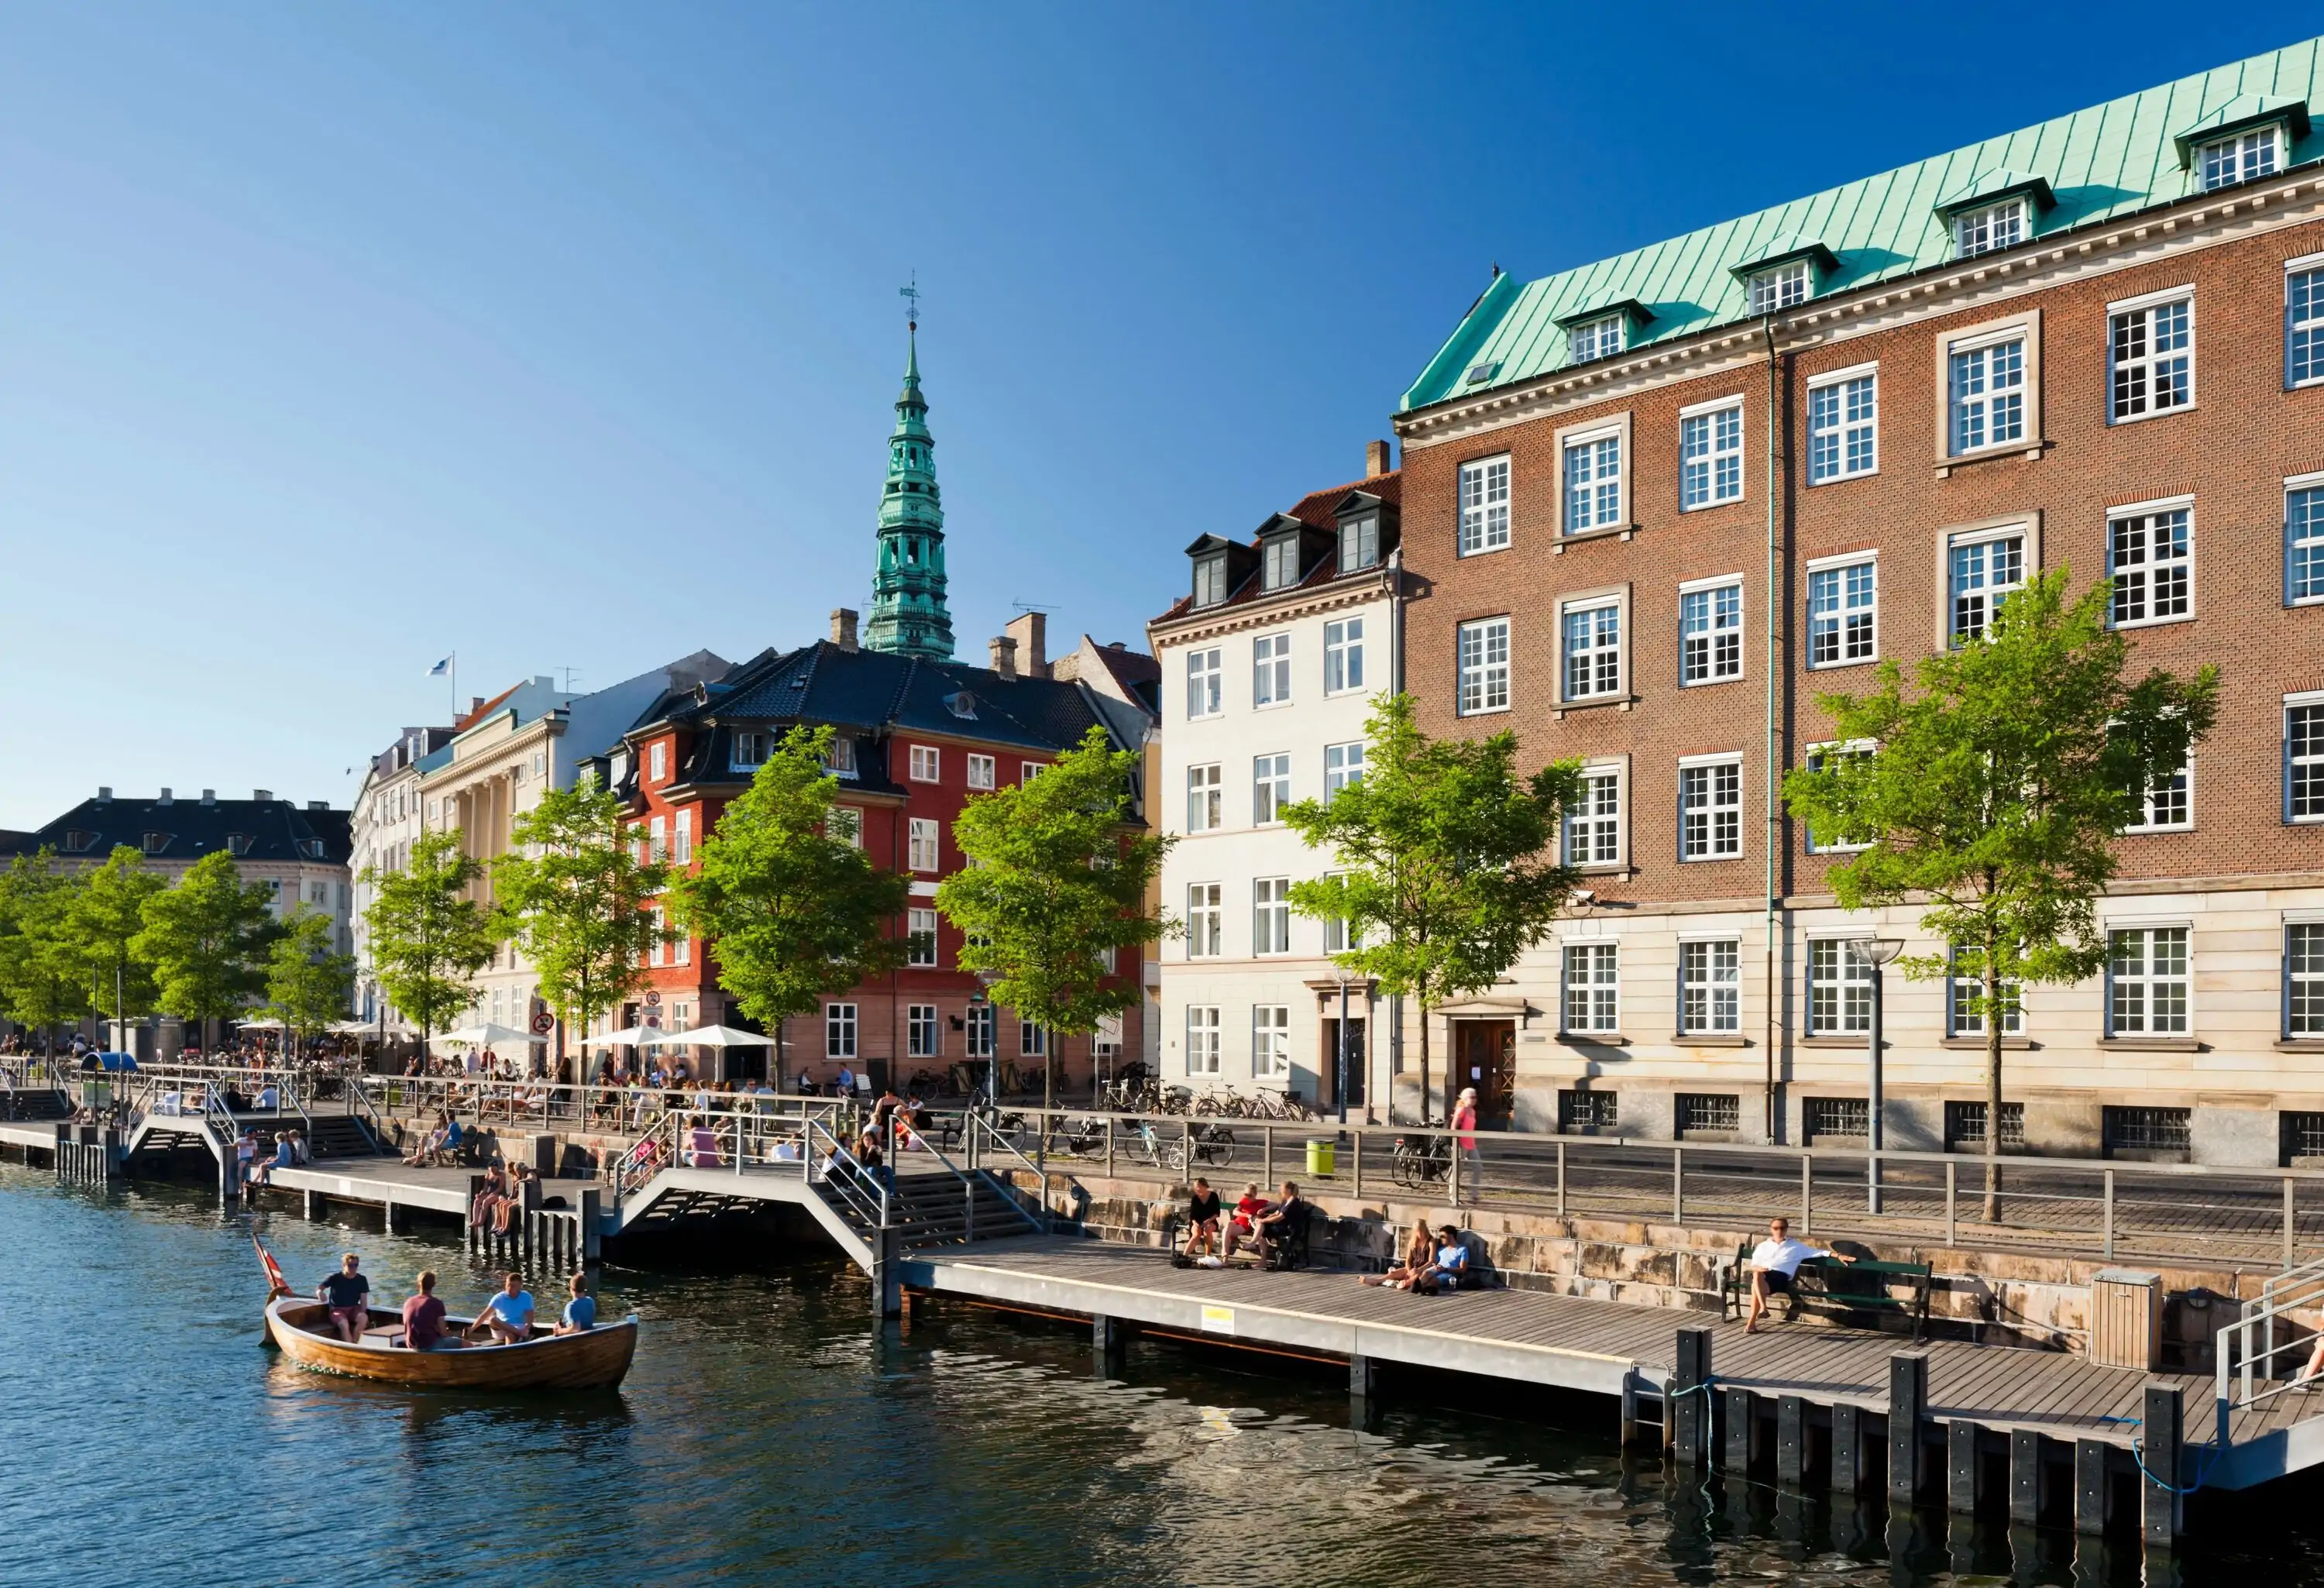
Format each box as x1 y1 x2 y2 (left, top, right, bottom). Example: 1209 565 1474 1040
1452 1019 1517 1126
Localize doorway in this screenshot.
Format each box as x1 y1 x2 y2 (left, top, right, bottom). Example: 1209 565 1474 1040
1452 1019 1516 1126
1320 1018 1366 1109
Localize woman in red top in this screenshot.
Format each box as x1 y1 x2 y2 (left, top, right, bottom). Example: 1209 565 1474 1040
1452 1088 1481 1203
1223 1183 1270 1261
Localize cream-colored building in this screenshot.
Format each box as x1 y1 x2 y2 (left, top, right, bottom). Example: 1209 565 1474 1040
348 726 452 1040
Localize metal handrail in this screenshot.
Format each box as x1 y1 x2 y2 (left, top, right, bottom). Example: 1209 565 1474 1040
803 1117 890 1232
2218 1263 2324 1413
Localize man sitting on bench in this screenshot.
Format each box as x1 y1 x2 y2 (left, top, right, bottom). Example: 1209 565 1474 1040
1744 1216 1853 1333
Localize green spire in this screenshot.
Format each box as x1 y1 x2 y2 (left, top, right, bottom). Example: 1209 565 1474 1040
863 321 954 660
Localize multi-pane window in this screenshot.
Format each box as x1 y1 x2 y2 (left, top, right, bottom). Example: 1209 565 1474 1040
648 814 668 863
2289 924 2324 1038
2109 505 2192 626
1748 260 1810 315
1679 403 1743 509
1253 754 1291 824
1563 431 1622 533
1192 555 1229 607
1559 1089 1620 1133
732 731 769 769
1253 633 1291 706
908 1004 940 1057
1324 741 1366 798
2289 701 2324 822
673 811 691 865
1262 535 1301 591
1948 336 2025 453
1677 1092 1741 1134
1808 1097 1871 1139
907 817 940 871
1948 529 2025 643
827 806 863 848
1186 1007 1221 1075
1679 940 1741 1034
1319 871 1362 954
1457 619 1510 715
1807 370 1878 482
965 1004 995 1059
1563 768 1621 866
2107 926 2190 1036
1252 878 1291 956
2288 483 2324 603
1458 456 1511 555
1569 313 1624 363
1807 559 1876 665
1186 764 1222 832
1679 758 1742 860
1021 1020 1047 1057
1339 514 1379 574
2109 297 2192 421
2104 1106 2191 1154
1324 617 1366 693
2199 125 2278 191
1945 1101 2026 1150
825 1002 858 1059
1562 600 1621 699
1804 742 1875 854
650 742 667 782
967 753 996 790
1252 1006 1290 1079
1808 940 1873 1035
1562 942 1619 1033
2126 755 2192 832
907 907 940 968
909 744 940 782
1679 579 1742 684
1186 648 1222 719
2291 268 2324 388
1954 198 2024 258
1948 948 2021 1036
1186 883 1222 957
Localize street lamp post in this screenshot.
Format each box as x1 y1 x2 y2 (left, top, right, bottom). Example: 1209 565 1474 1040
1335 974 1351 1129
1847 937 1906 1213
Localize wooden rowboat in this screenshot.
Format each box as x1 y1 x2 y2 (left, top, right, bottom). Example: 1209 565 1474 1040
264 1295 639 1390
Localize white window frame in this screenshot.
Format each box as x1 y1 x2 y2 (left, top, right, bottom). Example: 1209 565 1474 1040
1252 1005 1291 1080
1457 455 1511 556
1319 870 1362 954
1806 552 1878 668
1020 761 1044 785
1747 259 1811 315
2106 924 2191 1036
1252 753 1291 826
826 737 857 777
825 1002 858 1060
1953 198 2026 260
1807 363 1879 483
2107 286 2195 425
2288 471 2324 606
1563 761 1624 870
2289 255 2324 390
1323 617 1366 695
1561 941 1620 1033
1185 648 1223 720
1559 594 1623 703
1186 883 1222 957
1186 763 1222 833
964 753 995 790
1948 330 2027 455
2125 751 2194 834
1561 425 1624 534
1252 877 1291 957
907 1004 940 1058
1020 1020 1047 1058
2198 124 2280 191
1677 754 1743 861
2106 495 2194 630
673 809 692 865
649 741 667 782
827 805 862 848
1338 514 1380 574
1186 1006 1222 1075
2288 921 2324 1039
1324 741 1365 799
1807 937 1873 1036
907 906 940 968
1569 313 1624 364
1678 574 1744 686
906 816 940 872
1679 938 1741 1035
2288 692 2324 824
1261 535 1302 592
1253 632 1291 708
1947 948 2023 1036
731 730 769 771
964 1004 995 1059
909 744 940 783
1946 523 2027 644
1678 396 1745 510
1192 555 1229 608
1803 739 1877 854
1456 617 1511 716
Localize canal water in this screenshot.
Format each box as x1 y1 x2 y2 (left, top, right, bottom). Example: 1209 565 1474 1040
2 1164 2319 1588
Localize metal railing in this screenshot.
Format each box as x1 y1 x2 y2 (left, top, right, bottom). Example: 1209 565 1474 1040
2218 1252 2324 1413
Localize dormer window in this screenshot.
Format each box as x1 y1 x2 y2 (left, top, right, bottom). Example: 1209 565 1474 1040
1747 260 1811 315
226 834 253 857
1192 555 1229 607
732 731 769 770
1569 314 1624 363
60 830 96 854
1261 536 1302 592
826 736 858 777
140 832 170 856
2199 125 2279 191
298 838 326 860
1338 514 1378 574
1953 198 2025 259
944 690 978 720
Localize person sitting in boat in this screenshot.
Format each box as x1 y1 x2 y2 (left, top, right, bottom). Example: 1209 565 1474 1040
400 1270 456 1351
466 1271 537 1344
554 1273 596 1335
318 1253 372 1343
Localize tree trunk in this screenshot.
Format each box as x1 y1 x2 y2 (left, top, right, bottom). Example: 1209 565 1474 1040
1982 947 2004 1223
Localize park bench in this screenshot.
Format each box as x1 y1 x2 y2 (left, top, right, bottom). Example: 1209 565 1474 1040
1722 1239 1932 1342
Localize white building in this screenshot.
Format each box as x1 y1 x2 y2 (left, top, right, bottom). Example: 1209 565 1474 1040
348 726 453 1040
1148 452 1401 1115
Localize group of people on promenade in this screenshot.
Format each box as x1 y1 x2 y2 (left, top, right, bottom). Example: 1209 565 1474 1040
1177 1177 1308 1268
312 1252 596 1350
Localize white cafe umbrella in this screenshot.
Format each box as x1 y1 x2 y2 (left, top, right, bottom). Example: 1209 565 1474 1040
327 1019 377 1035
236 1017 288 1031
646 1024 772 1048
583 1026 654 1047
430 1023 548 1049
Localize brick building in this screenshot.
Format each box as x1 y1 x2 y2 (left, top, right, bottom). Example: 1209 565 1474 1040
1391 40 2324 1164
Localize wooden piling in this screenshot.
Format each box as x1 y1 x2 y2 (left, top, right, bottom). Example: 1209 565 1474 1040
1948 1419 1982 1514
1889 1353 1928 1506
2009 1428 2045 1524
1776 1395 1807 1486
1722 1385 1755 1473
1832 1402 1866 1494
2074 1438 2111 1536
2142 1382 2182 1550
1672 1326 1712 1467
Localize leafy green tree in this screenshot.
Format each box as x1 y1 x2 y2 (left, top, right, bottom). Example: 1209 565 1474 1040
266 908 356 1052
132 850 280 1054
1783 569 2217 1217
1281 694 1581 1122
937 726 1171 1112
0 853 91 1052
669 725 909 1091
491 775 666 1064
361 829 500 1054
63 846 163 1036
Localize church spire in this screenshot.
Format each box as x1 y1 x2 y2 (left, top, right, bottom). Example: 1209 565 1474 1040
863 291 954 660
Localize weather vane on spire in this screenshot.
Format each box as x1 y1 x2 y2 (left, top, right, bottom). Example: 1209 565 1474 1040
899 273 921 333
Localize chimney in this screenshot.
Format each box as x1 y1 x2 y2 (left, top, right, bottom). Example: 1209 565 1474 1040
830 608 860 653
1366 438 1393 477
96 785 112 802
201 789 217 806
469 696 486 716
1005 611 1049 678
307 800 327 811
158 788 173 806
988 635 1019 681
251 789 270 803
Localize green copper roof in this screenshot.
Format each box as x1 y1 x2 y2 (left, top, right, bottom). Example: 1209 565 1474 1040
864 325 956 661
1401 36 2324 415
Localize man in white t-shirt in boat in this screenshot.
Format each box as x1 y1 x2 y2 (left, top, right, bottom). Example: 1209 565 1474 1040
1742 1216 1854 1334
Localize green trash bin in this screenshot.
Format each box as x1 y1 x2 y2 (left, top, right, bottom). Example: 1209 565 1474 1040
1305 1137 1336 1177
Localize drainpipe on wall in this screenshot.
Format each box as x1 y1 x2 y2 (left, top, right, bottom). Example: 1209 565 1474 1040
1762 315 1783 1146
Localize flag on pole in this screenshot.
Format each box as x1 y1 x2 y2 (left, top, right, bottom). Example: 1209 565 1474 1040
428 657 451 676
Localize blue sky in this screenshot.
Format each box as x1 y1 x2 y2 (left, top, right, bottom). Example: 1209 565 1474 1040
2 5 2317 828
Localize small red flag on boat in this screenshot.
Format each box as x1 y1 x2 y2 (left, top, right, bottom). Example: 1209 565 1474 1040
254 1234 292 1298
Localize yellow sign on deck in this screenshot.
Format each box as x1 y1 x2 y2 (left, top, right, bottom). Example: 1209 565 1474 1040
1198 1304 1235 1335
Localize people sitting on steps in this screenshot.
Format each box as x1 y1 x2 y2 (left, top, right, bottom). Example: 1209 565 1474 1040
1181 1177 1222 1257
1742 1216 1855 1334
1360 1215 1437 1290
1250 1181 1308 1266
1413 1225 1472 1294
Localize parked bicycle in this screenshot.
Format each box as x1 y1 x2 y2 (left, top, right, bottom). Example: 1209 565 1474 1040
1391 1122 1451 1190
